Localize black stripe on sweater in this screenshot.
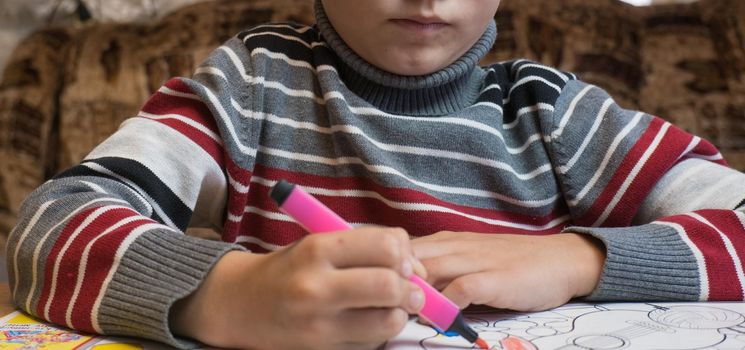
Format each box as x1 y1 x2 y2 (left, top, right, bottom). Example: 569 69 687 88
503 82 561 125
239 28 318 64
54 157 192 231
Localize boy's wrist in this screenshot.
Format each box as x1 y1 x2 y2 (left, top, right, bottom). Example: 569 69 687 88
169 250 264 346
556 233 606 298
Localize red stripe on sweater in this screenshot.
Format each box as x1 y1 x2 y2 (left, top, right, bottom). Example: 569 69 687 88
580 118 692 226
223 158 253 242
37 206 102 319
163 78 196 95
602 121 693 226
237 208 566 252
224 163 570 247
685 137 728 166
138 115 224 166
253 164 565 225
71 217 154 332
38 207 151 326
245 182 567 236
661 214 744 300
696 209 745 299
141 91 220 136
235 208 568 252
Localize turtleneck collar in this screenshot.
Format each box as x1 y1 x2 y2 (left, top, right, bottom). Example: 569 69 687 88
314 0 497 116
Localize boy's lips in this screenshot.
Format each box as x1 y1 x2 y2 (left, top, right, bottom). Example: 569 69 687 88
390 17 449 33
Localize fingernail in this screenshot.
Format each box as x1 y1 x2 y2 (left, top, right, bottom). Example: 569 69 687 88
402 259 413 277
412 257 427 278
410 289 424 311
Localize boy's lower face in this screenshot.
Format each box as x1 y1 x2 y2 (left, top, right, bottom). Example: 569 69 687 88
321 0 501 76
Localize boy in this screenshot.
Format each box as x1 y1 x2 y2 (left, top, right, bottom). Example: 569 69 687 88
7 0 745 349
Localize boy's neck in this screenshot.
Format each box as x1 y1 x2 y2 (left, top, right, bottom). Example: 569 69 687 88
314 0 497 116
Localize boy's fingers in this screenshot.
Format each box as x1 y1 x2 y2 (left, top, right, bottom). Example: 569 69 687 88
330 269 424 313
314 227 413 274
420 254 487 290
335 308 410 343
411 256 428 280
441 272 499 309
412 238 477 260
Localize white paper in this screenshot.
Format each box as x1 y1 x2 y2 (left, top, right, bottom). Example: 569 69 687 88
385 302 745 349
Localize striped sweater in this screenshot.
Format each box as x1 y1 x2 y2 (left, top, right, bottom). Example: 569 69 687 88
8 3 745 348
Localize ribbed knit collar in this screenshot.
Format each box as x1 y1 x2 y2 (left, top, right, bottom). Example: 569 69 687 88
314 0 497 116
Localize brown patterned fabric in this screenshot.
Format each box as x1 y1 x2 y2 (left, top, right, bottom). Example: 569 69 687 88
0 0 743 236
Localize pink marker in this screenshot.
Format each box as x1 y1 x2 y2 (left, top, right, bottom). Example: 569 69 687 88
270 180 489 349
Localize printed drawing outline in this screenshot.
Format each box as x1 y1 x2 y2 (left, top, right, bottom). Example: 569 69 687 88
386 302 745 350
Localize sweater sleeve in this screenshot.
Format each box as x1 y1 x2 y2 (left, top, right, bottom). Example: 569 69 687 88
5 74 245 347
546 79 745 301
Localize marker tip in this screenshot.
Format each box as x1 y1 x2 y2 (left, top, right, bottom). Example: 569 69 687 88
475 337 489 349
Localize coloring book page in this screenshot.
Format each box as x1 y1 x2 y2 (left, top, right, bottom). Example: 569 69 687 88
0 311 173 350
384 302 745 349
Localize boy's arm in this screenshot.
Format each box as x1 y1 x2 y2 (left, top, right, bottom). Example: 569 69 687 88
548 79 745 301
5 77 243 348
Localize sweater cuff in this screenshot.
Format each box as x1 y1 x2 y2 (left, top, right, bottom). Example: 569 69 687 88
95 230 245 348
565 224 701 301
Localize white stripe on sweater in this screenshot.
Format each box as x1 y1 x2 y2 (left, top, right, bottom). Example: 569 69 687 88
251 23 313 34
157 86 202 102
503 76 563 106
472 101 503 114
481 83 502 92
241 32 326 49
503 103 556 130
513 60 570 82
686 152 725 162
251 48 315 70
195 66 226 80
228 171 250 194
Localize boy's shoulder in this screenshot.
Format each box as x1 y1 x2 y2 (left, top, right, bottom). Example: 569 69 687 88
235 22 321 51
484 59 577 88
481 60 582 120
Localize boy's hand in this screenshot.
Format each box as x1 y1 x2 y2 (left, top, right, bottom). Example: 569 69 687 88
411 232 606 311
171 227 424 350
